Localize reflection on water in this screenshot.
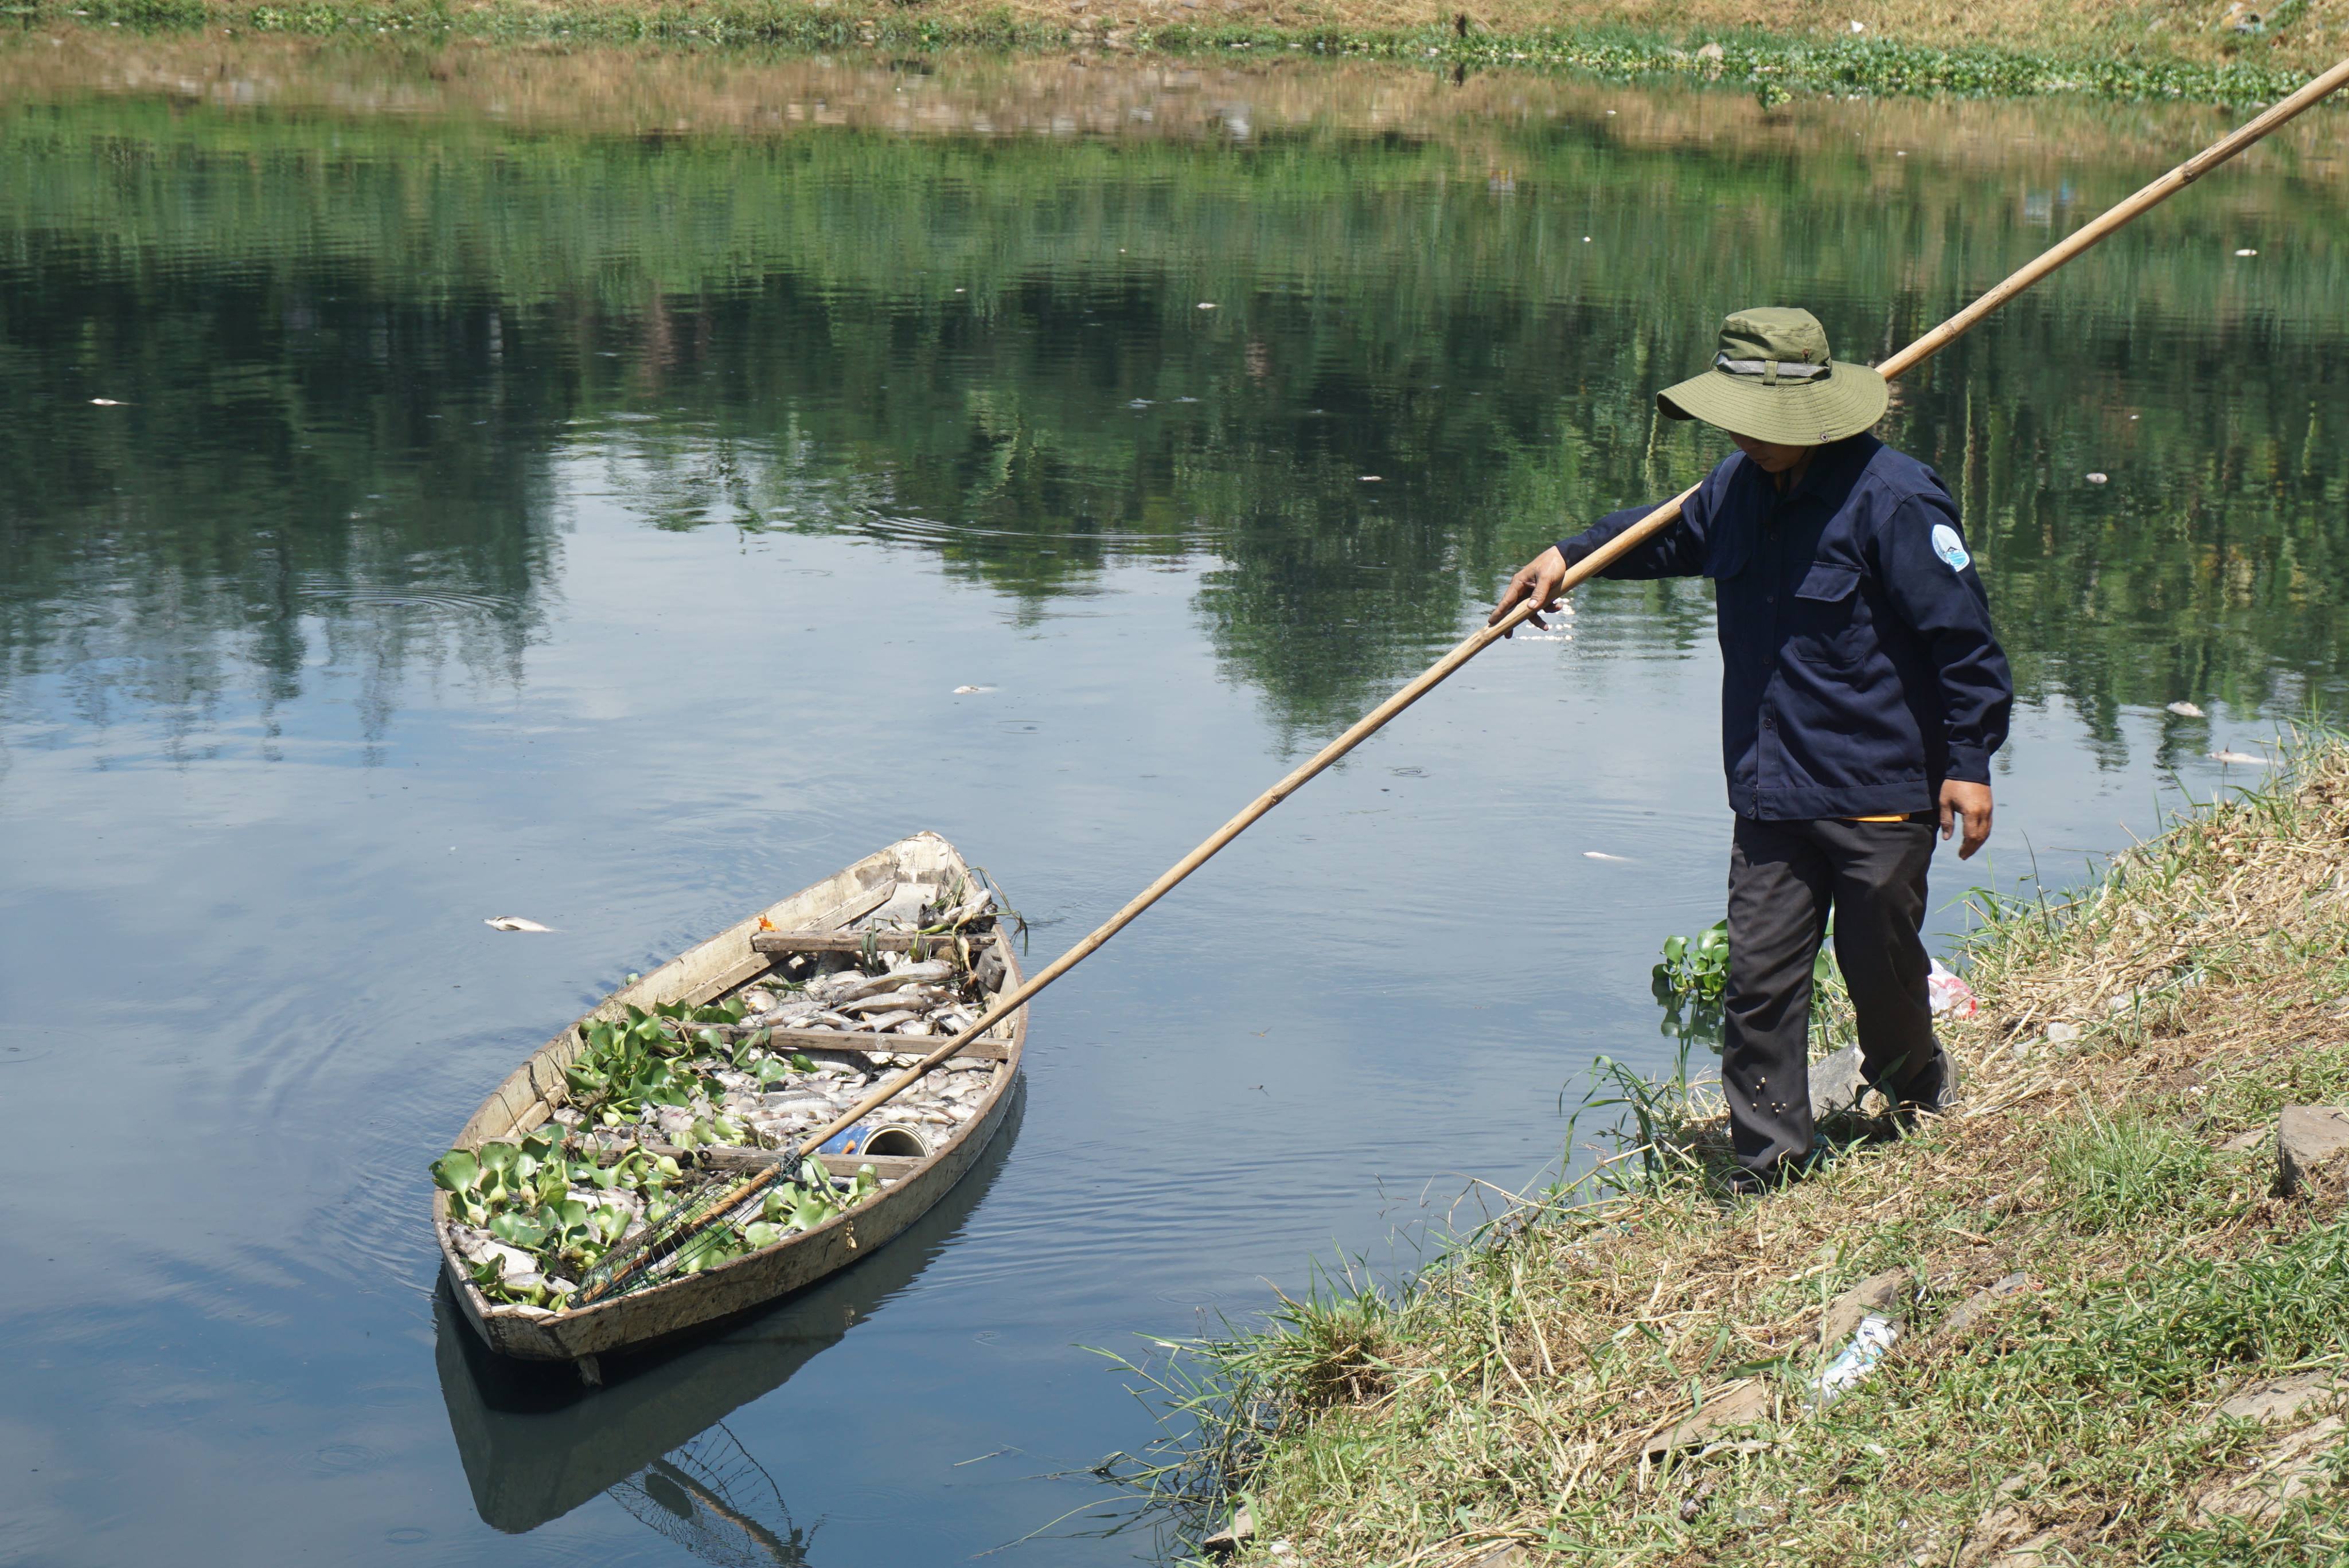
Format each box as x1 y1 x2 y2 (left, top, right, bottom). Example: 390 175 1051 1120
618 1430 813 1568
3 37 2347 1568
3 41 2345 748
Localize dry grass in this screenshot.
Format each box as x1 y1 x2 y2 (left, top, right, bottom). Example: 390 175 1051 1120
1149 737 2349 1566
12 29 2342 173
20 0 2347 98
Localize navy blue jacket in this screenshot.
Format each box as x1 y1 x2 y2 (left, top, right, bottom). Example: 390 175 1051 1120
1559 434 2011 820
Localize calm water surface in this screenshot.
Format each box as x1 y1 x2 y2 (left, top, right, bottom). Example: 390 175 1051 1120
2 40 2346 1566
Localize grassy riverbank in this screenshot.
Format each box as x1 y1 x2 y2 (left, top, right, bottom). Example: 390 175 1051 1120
14 0 2344 103
1145 740 2349 1564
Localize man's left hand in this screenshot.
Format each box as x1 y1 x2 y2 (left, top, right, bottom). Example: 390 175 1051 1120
1939 780 1993 859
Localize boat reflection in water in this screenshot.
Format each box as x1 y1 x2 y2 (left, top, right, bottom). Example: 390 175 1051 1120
436 1082 1025 1557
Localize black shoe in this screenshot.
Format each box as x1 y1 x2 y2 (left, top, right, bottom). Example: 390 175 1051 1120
1899 1043 1959 1116
1723 1162 1795 1199
1871 1042 1958 1117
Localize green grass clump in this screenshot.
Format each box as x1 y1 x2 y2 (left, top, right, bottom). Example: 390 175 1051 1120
2048 1109 2218 1233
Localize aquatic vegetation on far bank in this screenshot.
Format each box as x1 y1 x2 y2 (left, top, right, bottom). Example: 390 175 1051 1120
8 0 2334 107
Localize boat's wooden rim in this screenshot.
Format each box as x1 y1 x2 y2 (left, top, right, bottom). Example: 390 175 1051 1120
433 830 1025 1361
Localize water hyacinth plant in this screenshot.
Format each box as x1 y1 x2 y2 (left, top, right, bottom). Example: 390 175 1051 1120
429 990 913 1308
1653 918 1853 1053
432 1127 880 1308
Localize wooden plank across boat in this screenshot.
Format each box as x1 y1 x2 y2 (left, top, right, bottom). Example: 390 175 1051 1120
435 831 1025 1364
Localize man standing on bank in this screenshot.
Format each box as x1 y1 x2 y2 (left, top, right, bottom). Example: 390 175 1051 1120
1490 307 2014 1194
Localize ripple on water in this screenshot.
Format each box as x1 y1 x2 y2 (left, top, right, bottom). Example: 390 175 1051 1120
295 578 528 618
308 1441 379 1475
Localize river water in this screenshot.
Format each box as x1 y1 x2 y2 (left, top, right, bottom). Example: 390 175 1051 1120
2 36 2344 1566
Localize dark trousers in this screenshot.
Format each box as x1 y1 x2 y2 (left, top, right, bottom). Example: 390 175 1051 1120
1722 815 1941 1174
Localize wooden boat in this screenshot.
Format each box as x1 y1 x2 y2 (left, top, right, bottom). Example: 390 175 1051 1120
435 1091 1021 1532
436 830 1025 1367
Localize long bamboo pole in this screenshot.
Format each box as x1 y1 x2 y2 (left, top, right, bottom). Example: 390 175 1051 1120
582 60 2349 1303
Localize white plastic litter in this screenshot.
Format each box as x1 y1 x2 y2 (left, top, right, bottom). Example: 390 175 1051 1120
1811 1314 1898 1405
1927 958 1977 1019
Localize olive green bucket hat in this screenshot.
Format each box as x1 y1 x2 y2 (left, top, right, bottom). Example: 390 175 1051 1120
1657 306 1887 446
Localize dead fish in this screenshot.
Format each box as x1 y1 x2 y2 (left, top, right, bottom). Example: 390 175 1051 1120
740 988 778 1013
485 916 553 932
2166 701 2205 719
746 996 823 1027
88 397 128 406
1583 851 1632 862
2085 472 2109 484
2210 750 2269 765
939 888 995 925
952 685 996 695
830 961 952 1002
840 986 950 1015
462 1238 540 1279
858 1010 918 1032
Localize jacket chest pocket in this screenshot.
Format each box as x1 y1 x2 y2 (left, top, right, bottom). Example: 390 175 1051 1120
1788 561 1866 665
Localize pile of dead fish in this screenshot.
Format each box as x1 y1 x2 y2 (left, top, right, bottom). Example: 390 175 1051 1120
738 956 988 1039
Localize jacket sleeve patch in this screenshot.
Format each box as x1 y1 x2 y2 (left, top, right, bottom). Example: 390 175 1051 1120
1930 522 1971 573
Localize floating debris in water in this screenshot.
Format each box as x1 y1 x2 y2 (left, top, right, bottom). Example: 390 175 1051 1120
2085 472 2109 484
952 685 995 695
1359 475 1383 482
2234 247 2258 257
1584 851 1631 862
2167 701 2206 718
1196 302 1217 310
485 916 554 932
2210 750 2269 765
89 398 127 406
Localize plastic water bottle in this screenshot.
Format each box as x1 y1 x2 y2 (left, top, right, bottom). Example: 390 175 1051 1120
1810 1314 1899 1405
